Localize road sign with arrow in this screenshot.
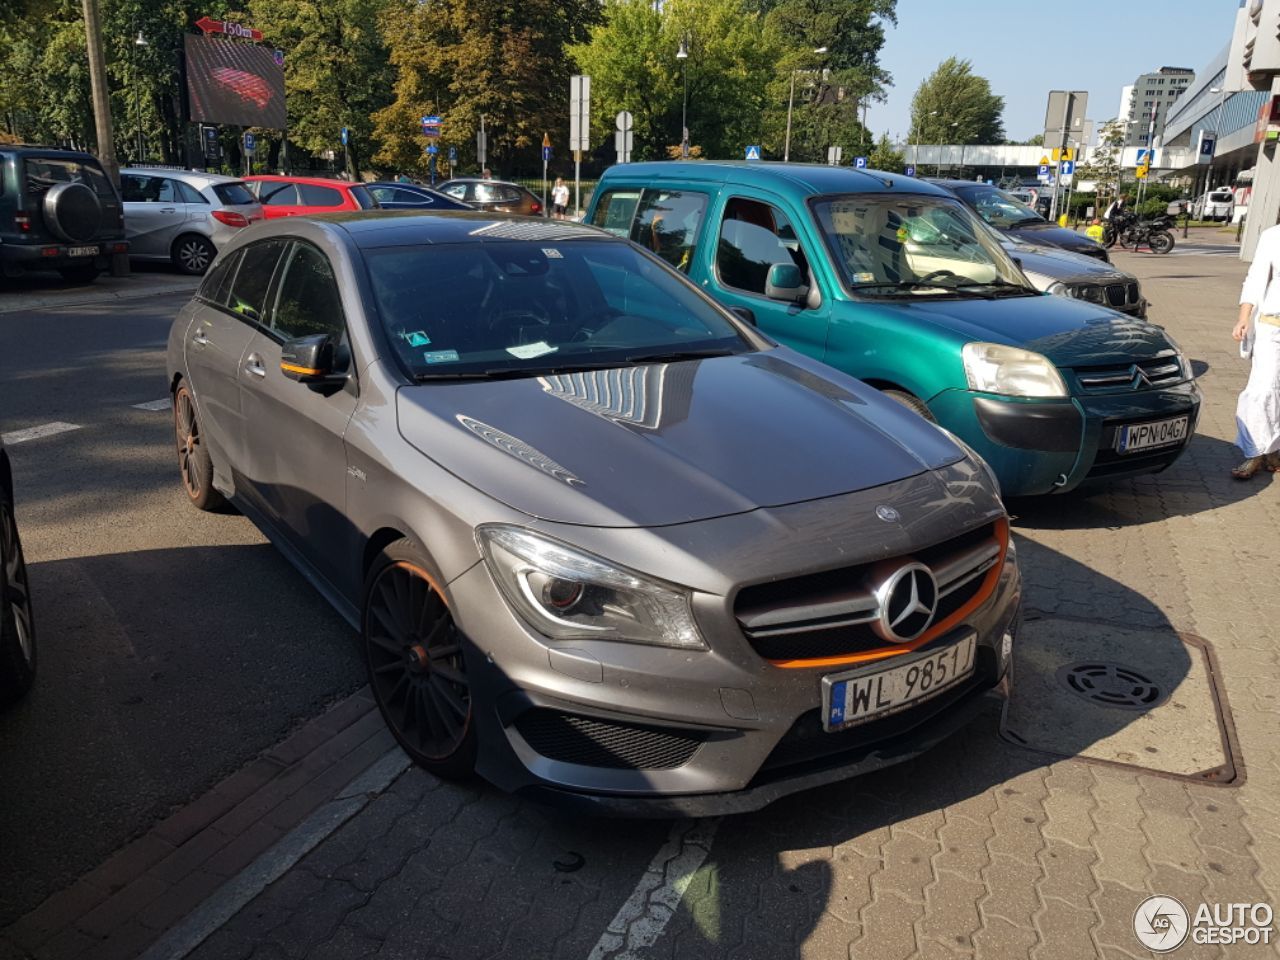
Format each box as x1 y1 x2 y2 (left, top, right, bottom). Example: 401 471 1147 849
195 16 263 41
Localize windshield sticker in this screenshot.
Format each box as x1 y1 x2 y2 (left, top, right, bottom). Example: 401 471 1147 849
854 271 876 283
403 330 432 347
506 341 559 360
423 349 460 364
541 248 563 259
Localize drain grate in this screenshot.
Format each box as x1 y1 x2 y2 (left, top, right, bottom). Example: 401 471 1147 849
1055 662 1164 711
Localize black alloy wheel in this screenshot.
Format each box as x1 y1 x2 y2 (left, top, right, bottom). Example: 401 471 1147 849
0 493 36 704
174 384 225 512
363 540 476 778
173 235 216 276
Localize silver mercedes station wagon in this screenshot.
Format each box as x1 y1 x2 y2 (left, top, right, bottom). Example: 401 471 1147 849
166 211 1021 815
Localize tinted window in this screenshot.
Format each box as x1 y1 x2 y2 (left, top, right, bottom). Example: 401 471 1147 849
441 183 468 199
591 189 641 237
297 183 343 207
716 198 809 296
197 249 241 306
259 182 299 206
226 239 287 323
271 243 345 346
955 185 1043 228
177 181 207 204
120 173 176 203
23 156 116 200
365 240 748 380
630 189 707 273
212 181 256 205
350 185 376 209
369 186 396 203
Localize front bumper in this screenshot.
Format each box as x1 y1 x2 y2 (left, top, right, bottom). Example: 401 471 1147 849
931 379 1202 496
0 239 128 276
447 513 1021 816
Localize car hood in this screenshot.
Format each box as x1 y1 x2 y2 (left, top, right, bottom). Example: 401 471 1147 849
395 351 965 527
1004 222 1106 257
901 295 1175 366
1006 242 1129 284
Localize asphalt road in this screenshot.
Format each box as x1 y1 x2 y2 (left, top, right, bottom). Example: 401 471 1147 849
0 287 364 924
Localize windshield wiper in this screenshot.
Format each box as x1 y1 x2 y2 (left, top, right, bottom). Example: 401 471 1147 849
414 360 629 382
1012 217 1046 227
852 280 987 298
625 348 737 364
952 280 1037 297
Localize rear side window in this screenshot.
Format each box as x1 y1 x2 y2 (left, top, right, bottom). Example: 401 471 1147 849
23 157 116 200
350 185 376 209
197 249 242 306
226 239 287 323
441 183 468 199
177 181 207 204
271 242 346 343
259 182 299 206
212 182 256 205
591 189 641 237
630 189 708 273
297 184 343 207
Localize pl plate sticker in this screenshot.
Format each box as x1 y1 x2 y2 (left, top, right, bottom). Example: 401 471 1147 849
854 271 876 283
541 248 563 259
423 349 460 364
404 330 432 347
506 341 559 359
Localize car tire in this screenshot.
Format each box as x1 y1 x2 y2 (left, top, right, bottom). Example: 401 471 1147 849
881 389 937 423
1149 231 1175 255
0 491 36 706
57 265 99 285
172 234 216 276
173 383 226 512
362 538 477 780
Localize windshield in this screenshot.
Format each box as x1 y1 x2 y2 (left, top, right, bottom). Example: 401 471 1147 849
955 185 1044 228
365 239 753 380
811 194 1031 297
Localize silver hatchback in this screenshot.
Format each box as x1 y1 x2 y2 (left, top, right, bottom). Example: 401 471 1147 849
121 169 263 275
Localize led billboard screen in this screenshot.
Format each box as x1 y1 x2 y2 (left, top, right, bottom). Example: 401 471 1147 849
185 35 286 129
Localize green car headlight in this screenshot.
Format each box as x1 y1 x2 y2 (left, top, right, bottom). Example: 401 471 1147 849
962 342 1068 398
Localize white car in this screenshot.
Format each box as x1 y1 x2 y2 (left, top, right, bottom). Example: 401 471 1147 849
1191 188 1234 222
120 169 264 275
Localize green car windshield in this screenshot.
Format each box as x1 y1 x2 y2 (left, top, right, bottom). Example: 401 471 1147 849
811 195 1032 297
365 239 754 380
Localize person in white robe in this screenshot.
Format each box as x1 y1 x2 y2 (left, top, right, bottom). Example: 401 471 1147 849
1232 223 1280 478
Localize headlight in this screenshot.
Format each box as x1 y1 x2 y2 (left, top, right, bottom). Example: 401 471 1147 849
962 342 1068 398
1046 281 1068 296
477 525 705 649
1076 284 1105 303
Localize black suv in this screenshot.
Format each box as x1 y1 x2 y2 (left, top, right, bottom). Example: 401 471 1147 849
0 146 129 283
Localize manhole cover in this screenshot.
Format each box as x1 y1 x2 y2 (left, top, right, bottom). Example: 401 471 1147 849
1056 662 1164 711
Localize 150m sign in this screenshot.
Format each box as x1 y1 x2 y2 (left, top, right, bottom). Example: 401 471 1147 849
195 16 264 41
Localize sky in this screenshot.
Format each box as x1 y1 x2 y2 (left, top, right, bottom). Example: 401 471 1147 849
866 0 1241 145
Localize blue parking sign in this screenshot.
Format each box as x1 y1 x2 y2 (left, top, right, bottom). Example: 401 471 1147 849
448 145 457 163
905 165 915 177
854 156 868 169
243 131 255 155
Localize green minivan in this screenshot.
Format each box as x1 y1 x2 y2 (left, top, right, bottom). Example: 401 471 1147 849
585 162 1201 497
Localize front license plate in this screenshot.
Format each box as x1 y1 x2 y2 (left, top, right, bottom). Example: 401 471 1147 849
1116 415 1189 454
66 245 99 258
822 633 977 732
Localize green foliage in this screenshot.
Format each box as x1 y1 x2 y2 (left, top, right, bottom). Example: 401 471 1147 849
1075 119 1123 208
867 132 903 172
908 57 1003 145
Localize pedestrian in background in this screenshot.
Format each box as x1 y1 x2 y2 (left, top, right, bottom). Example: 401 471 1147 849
551 178 569 220
1085 218 1105 244
1231 223 1280 478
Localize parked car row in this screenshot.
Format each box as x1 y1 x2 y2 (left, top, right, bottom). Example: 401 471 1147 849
155 160 1198 813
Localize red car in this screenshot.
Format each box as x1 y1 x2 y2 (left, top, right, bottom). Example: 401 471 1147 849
243 175 378 219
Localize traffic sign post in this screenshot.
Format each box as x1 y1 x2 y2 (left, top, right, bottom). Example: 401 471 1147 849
569 75 591 216
420 115 441 139
340 127 348 146
195 16 263 40
615 111 633 164
541 132 552 216
854 156 868 169
476 114 487 171
242 130 255 175
905 165 915 177
744 145 761 161
448 144 457 178
826 146 843 166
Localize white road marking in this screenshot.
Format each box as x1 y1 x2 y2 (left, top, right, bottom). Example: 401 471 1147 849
132 399 172 412
587 818 722 960
0 422 83 445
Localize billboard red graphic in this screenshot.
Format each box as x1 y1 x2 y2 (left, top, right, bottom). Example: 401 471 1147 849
185 34 286 129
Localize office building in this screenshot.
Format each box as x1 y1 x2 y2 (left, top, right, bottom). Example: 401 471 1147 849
1123 67 1195 146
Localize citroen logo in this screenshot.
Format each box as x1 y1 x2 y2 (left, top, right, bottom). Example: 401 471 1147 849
1133 365 1151 388
876 505 900 523
872 562 938 643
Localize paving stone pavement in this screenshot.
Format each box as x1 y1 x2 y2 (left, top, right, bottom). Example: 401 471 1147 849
126 249 1280 958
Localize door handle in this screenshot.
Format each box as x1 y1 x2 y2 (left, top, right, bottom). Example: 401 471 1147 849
161 207 176 213
244 353 266 379
192 327 210 346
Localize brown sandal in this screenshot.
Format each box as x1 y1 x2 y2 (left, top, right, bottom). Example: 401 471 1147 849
1233 456 1266 479
1268 452 1280 473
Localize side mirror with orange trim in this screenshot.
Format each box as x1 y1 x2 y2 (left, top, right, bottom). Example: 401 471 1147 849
281 334 335 383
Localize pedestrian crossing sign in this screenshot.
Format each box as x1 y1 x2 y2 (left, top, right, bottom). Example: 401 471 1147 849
745 145 762 161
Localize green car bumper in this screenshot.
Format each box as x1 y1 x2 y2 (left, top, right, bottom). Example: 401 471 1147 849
929 381 1202 497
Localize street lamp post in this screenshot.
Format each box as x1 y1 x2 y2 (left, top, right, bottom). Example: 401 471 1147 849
936 120 956 177
676 36 689 159
783 46 827 163
131 29 148 163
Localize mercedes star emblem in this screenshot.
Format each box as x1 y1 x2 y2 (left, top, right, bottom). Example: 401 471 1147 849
876 505 900 523
872 562 939 643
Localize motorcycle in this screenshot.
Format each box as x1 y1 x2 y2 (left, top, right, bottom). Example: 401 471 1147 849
1103 212 1175 255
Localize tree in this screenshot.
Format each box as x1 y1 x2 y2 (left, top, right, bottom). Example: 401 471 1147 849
1076 119 1124 210
908 57 1003 145
867 131 903 173
570 0 779 163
